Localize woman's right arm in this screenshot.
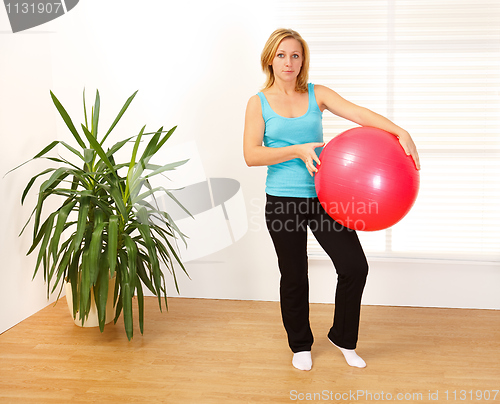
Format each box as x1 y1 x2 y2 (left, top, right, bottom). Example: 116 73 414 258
243 95 323 175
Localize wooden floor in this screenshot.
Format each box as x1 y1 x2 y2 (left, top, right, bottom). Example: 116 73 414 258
1 298 499 404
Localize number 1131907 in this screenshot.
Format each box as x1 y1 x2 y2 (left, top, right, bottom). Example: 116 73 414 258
5 2 63 14
444 390 499 401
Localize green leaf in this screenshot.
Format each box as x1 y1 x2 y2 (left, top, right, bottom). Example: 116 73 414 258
135 205 149 226
27 214 51 255
160 274 168 311
83 149 95 164
130 125 145 170
113 266 122 324
155 240 179 293
4 141 60 177
123 234 137 290
107 215 119 277
106 136 134 159
73 195 90 252
21 168 56 205
32 190 49 238
122 278 133 341
95 255 109 332
164 239 186 294
101 90 138 145
153 222 189 280
136 255 154 293
137 222 161 299
33 212 56 280
157 209 190 247
89 222 106 285
127 176 145 204
83 88 88 129
50 91 86 149
131 185 164 205
101 184 127 220
92 89 100 138
136 279 144 334
139 126 162 163
152 126 177 155
49 200 77 263
113 292 122 324
142 159 189 181
67 248 82 319
94 207 104 228
93 200 114 219
39 167 70 194
80 249 91 325
47 236 72 293
164 190 194 220
59 141 85 161
125 126 146 201
33 140 60 159
51 243 73 293
81 124 116 175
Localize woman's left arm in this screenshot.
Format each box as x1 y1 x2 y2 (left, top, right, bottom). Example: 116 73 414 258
315 85 420 170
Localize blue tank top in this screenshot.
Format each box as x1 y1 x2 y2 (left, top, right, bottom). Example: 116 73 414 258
258 83 323 198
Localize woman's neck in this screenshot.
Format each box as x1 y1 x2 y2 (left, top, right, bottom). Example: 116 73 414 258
270 79 297 95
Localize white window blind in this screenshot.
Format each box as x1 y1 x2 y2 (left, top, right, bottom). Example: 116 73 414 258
273 0 500 262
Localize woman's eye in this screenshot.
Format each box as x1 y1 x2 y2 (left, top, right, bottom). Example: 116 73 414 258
277 54 284 58
292 54 299 58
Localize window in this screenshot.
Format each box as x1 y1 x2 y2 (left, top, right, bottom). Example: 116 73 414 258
274 0 500 261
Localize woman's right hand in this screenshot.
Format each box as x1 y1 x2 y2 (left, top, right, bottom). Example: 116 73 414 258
294 142 325 176
244 95 325 173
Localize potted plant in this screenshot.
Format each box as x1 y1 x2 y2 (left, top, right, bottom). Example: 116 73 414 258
9 89 190 340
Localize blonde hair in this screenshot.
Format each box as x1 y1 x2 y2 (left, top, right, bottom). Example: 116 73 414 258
261 28 310 93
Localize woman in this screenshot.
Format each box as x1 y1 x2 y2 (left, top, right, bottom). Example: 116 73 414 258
243 28 419 371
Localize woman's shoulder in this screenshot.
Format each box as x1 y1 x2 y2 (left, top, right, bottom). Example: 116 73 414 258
312 84 336 104
248 94 262 106
246 94 263 116
312 84 329 94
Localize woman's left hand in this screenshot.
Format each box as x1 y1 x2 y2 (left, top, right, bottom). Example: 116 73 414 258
398 132 420 170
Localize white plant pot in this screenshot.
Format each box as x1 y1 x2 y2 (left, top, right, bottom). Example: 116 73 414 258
65 277 116 328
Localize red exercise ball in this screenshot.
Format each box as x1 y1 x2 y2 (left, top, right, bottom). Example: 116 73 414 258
315 127 420 231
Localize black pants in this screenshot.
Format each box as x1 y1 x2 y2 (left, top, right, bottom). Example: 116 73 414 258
265 194 369 352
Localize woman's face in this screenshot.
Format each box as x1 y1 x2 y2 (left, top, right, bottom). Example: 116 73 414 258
271 37 303 84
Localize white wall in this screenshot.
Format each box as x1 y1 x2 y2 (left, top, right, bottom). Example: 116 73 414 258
0 18 60 333
1 0 498 334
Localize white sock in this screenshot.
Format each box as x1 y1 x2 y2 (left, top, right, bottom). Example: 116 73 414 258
292 351 312 371
329 338 366 368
